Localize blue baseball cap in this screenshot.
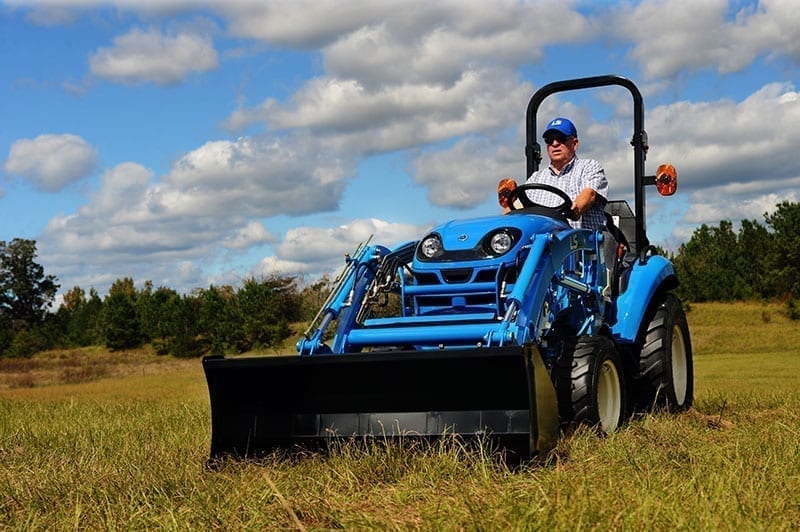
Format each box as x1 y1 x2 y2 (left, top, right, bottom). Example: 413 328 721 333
543 117 577 138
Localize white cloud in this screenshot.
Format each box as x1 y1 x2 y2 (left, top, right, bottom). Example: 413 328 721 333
157 136 352 218
4 133 97 192
48 135 352 233
615 0 800 79
38 134 356 292
222 221 274 250
277 218 423 261
226 67 532 156
221 0 590 158
218 0 410 47
89 27 218 85
684 190 800 226
412 137 522 209
257 218 426 279
321 0 589 87
82 162 153 218
643 82 800 188
739 0 800 65
254 255 319 279
26 6 78 26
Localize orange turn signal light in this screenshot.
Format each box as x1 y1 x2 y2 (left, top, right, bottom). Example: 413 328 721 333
498 178 517 208
655 164 677 196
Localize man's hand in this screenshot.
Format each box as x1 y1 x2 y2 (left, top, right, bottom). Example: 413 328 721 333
497 178 517 211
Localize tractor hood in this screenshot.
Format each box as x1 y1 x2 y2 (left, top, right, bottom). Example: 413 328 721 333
413 213 569 268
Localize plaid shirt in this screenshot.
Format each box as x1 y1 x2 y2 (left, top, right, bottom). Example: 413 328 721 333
524 156 608 230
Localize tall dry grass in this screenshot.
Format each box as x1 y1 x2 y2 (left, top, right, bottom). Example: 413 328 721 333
1 302 799 529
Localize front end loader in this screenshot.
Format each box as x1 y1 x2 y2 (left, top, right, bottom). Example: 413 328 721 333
203 75 693 461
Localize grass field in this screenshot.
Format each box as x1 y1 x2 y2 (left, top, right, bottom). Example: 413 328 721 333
1 302 799 529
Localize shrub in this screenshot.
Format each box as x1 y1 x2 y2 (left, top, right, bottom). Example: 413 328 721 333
5 328 48 358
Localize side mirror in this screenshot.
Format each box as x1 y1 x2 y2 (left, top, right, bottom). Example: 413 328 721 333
655 164 677 196
498 178 517 208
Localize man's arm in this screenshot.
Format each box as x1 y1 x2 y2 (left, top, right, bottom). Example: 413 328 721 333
570 187 597 220
570 159 607 220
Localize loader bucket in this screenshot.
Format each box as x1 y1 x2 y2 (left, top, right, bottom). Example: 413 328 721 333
203 345 559 461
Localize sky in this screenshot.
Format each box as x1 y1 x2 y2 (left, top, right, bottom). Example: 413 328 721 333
2 0 799 301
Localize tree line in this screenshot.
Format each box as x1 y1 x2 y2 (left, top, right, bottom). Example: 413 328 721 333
670 201 799 309
0 240 332 358
1 201 798 358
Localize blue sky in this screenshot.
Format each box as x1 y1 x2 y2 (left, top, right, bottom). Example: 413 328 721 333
2 0 799 299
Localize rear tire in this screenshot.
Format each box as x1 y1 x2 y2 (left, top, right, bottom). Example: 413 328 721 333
635 293 694 411
553 336 626 434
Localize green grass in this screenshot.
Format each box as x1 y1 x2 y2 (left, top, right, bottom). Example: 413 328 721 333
1 302 799 529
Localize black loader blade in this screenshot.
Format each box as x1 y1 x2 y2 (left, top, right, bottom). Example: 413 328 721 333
203 345 558 461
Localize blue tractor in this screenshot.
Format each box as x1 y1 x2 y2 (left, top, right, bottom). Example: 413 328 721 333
203 75 693 460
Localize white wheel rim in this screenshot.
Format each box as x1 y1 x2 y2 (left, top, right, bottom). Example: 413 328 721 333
597 359 622 432
671 325 688 404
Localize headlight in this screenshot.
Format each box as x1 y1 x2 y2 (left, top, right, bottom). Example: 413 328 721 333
489 231 513 255
420 234 443 258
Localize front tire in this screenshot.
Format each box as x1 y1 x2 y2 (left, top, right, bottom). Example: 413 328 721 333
636 293 694 411
553 336 626 434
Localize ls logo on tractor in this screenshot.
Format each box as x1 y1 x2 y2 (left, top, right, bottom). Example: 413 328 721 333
458 234 468 242
570 234 580 250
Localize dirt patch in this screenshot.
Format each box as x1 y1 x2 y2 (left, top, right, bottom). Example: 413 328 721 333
685 407 735 430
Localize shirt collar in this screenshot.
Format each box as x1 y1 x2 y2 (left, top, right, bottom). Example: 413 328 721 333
549 156 578 176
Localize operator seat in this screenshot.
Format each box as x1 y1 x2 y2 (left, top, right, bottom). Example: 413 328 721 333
603 201 637 296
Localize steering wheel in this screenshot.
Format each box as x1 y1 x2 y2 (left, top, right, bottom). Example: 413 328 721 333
507 183 572 220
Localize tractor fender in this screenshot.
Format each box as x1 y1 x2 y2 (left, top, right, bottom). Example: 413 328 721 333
610 255 677 343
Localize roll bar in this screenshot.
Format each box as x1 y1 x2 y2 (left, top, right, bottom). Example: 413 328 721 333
525 75 650 252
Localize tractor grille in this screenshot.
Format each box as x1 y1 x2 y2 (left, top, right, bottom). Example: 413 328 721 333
475 269 497 282
408 266 504 314
414 268 498 285
415 272 439 285
441 268 472 283
415 294 498 308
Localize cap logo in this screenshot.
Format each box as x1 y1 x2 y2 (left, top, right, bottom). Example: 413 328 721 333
544 117 576 138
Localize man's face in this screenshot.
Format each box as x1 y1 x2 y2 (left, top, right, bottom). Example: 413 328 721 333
544 132 578 170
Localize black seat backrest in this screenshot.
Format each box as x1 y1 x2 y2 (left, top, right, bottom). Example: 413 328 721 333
604 200 636 252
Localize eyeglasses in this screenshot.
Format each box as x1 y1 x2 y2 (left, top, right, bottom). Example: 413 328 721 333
544 133 572 145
